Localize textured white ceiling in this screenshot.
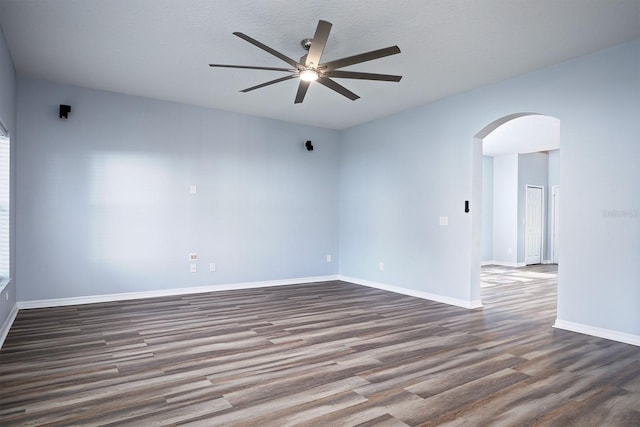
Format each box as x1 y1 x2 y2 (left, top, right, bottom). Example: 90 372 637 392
1 0 639 130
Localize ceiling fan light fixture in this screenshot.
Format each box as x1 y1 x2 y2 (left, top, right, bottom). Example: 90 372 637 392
299 68 319 82
209 20 402 103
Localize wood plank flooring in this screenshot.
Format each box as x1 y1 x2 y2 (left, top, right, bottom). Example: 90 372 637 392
1 265 639 426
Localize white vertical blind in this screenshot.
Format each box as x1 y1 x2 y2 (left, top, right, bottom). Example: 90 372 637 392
0 120 9 278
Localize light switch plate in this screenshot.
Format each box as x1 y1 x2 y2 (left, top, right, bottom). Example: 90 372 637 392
439 216 449 226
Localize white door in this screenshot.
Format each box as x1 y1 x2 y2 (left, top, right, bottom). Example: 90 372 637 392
525 186 543 265
551 186 560 264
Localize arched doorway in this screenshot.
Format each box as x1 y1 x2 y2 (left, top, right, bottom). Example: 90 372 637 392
470 113 560 305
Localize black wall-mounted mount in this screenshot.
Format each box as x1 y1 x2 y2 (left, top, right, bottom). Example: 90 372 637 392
59 104 71 120
465 200 470 213
305 140 314 151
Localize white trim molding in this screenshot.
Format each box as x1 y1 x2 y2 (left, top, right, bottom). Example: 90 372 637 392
489 261 526 268
17 275 339 310
0 303 18 349
339 275 482 309
554 319 640 347
7 274 484 348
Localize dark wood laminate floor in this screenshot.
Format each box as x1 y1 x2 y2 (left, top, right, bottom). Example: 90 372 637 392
1 265 639 426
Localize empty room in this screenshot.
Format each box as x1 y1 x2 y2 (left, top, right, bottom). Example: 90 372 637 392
0 1 639 425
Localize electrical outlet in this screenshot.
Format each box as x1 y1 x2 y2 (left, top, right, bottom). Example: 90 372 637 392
190 263 197 273
326 254 332 263
439 216 448 226
189 185 197 194
189 253 198 262
209 263 216 272
379 262 385 271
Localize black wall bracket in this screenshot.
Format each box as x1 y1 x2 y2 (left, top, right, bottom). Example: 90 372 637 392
59 104 71 119
305 140 314 151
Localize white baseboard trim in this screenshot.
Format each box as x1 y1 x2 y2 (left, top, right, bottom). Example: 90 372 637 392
0 303 18 349
480 261 494 266
339 275 482 309
554 319 640 347
541 259 553 265
488 261 527 268
17 275 340 310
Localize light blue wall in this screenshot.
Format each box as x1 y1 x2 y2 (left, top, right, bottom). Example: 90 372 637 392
0 23 17 331
548 149 560 186
339 102 475 301
547 149 560 261
340 39 640 336
481 156 493 263
517 152 549 263
16 78 340 301
492 154 518 265
555 42 639 336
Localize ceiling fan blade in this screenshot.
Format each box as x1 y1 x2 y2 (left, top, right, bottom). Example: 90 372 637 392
305 20 332 67
240 75 298 93
326 70 402 82
320 46 401 71
316 77 360 101
209 64 295 72
233 32 302 69
294 80 311 104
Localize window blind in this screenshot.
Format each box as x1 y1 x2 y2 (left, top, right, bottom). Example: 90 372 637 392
0 120 9 277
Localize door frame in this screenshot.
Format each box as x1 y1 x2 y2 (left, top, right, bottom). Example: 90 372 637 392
551 185 560 264
525 185 544 265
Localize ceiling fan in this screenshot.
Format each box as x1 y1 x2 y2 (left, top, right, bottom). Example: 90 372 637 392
209 20 402 104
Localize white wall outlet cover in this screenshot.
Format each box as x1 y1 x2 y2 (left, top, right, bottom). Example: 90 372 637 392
189 253 198 262
439 216 449 226
326 254 332 263
190 263 197 273
189 185 197 194
209 263 216 272
379 262 385 271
